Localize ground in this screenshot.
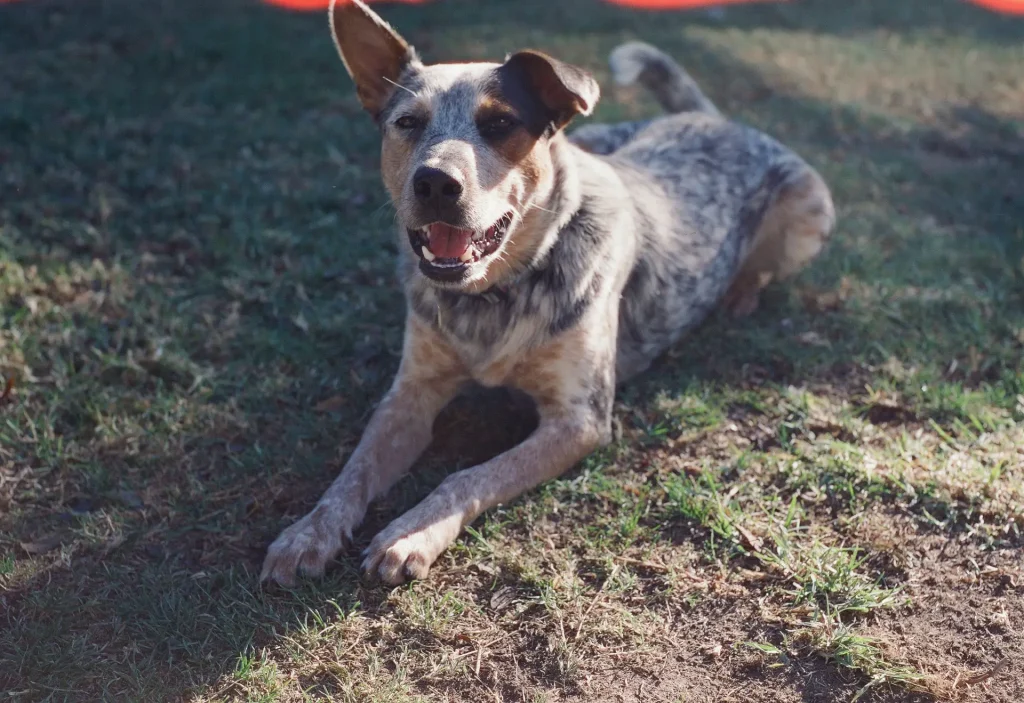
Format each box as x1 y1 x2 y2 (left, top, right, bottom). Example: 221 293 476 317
1 0 1023 701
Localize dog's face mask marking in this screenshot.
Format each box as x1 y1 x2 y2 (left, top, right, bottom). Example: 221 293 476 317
330 0 599 290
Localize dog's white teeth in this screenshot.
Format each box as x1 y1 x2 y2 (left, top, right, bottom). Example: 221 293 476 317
459 249 474 263
422 247 436 262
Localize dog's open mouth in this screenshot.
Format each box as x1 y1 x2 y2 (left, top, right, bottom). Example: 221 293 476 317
408 212 514 281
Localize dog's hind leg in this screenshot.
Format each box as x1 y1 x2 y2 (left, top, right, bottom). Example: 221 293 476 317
723 163 836 316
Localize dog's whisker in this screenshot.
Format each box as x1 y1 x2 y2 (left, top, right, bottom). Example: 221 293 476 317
526 203 559 215
382 75 416 97
373 200 395 216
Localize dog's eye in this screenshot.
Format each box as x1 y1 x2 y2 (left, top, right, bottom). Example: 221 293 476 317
478 114 517 137
394 115 423 130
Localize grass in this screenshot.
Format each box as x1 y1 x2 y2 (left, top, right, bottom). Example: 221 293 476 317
1 0 1023 701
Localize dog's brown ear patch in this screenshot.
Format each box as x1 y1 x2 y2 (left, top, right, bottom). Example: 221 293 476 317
502 50 600 130
329 0 418 119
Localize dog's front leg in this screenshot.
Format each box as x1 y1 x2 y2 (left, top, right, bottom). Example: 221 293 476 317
363 328 616 584
261 318 466 586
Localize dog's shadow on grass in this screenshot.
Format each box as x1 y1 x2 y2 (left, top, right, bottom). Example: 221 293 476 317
1 0 1022 700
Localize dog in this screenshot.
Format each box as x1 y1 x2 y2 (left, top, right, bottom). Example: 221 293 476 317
261 0 835 586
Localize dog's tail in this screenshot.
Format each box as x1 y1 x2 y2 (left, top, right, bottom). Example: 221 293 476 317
608 42 721 117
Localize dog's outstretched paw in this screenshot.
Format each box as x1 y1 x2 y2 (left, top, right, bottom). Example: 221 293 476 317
361 520 449 585
260 505 349 587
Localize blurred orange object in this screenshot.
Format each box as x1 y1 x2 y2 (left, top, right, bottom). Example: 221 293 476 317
262 0 325 7
607 0 1024 9
0 0 1019 19
968 0 1024 13
0 0 1020 11
260 0 777 7
258 0 1024 14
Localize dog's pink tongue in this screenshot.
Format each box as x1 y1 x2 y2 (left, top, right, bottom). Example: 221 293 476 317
426 223 472 259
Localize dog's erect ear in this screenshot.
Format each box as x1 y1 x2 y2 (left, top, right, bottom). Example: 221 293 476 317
329 0 418 120
503 50 600 130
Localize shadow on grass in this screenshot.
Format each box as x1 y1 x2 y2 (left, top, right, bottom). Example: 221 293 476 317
1 0 1022 700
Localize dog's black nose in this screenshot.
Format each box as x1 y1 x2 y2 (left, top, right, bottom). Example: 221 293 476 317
413 166 463 204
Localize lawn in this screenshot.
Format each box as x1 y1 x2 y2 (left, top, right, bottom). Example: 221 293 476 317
1 0 1023 701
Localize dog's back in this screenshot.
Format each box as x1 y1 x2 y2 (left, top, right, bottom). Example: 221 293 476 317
571 43 836 380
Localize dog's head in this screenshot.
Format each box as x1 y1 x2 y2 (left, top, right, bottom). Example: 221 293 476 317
329 0 599 291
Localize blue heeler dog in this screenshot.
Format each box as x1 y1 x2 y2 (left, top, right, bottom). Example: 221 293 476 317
262 0 835 586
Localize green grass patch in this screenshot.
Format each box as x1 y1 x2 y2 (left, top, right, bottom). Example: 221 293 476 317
2 0 1022 700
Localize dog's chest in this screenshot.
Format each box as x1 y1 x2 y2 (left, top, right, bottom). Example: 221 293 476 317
407 278 568 385
464 323 541 387
437 299 550 386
